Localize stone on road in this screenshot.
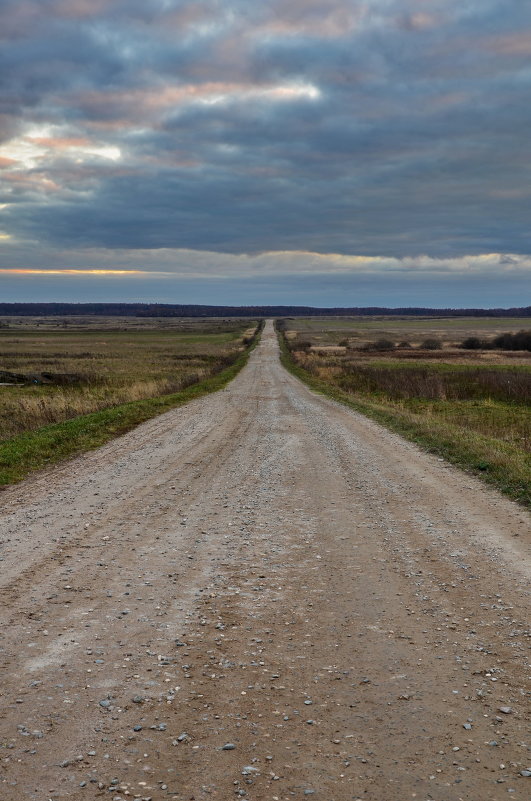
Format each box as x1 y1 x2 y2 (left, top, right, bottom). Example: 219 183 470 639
0 321 529 800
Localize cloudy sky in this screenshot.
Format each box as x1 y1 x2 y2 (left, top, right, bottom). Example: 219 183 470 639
1 0 530 307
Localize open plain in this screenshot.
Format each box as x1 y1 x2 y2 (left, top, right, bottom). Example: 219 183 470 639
0 321 529 801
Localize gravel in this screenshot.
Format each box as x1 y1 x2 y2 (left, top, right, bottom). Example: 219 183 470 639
0 321 528 801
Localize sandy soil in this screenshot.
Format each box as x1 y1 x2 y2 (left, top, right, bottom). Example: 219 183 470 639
0 321 529 801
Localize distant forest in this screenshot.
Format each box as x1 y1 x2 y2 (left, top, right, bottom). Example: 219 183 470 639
0 303 530 318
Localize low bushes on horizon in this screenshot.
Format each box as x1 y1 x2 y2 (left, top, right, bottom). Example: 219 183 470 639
461 330 531 351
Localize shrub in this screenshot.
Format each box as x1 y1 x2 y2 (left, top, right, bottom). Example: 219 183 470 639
460 336 487 350
492 330 531 351
421 338 442 350
364 338 395 351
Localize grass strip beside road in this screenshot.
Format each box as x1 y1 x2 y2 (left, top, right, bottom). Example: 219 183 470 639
276 326 530 507
0 324 263 486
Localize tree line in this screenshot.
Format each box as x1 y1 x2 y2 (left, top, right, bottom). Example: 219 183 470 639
1 303 530 318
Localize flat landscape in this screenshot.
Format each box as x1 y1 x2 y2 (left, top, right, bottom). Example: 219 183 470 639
0 318 259 484
286 316 531 341
279 317 531 505
0 317 256 441
0 321 529 801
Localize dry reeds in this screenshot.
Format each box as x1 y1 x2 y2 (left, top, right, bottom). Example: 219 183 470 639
0 323 251 440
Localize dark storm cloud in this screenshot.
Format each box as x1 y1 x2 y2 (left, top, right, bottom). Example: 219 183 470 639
1 0 531 303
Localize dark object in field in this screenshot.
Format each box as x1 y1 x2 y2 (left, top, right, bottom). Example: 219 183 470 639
0 370 28 384
0 369 86 386
40 372 88 385
364 339 396 351
460 330 531 351
421 338 442 350
492 330 531 351
460 336 490 350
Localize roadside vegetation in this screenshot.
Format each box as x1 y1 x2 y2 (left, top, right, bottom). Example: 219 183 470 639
0 318 263 484
276 317 531 506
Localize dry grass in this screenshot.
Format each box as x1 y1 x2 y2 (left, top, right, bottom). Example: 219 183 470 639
285 315 531 342
278 318 531 505
0 319 255 441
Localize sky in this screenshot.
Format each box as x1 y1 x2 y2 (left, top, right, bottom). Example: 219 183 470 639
1 0 531 307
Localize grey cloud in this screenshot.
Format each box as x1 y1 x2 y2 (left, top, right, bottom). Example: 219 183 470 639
1 0 531 303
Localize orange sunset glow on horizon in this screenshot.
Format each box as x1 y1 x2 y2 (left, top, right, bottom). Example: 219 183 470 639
0 269 147 276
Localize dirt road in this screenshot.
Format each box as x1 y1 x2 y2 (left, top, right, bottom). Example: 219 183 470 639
0 321 529 801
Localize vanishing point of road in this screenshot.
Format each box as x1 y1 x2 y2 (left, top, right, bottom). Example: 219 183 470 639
0 321 529 800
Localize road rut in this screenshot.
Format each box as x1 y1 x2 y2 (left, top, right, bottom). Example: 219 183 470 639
0 320 529 801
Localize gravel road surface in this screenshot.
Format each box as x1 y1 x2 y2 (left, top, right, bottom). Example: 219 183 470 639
0 320 529 801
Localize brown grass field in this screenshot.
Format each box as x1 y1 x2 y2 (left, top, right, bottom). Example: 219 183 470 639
278 316 531 505
0 317 256 441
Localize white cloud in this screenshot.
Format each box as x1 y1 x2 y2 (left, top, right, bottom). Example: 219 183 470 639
0 125 122 170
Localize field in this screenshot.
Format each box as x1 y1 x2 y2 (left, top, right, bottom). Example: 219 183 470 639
0 317 256 439
285 315 531 345
277 317 531 505
0 317 260 483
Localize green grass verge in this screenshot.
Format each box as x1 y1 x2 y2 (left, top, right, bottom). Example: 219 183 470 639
0 326 262 487
277 327 530 507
